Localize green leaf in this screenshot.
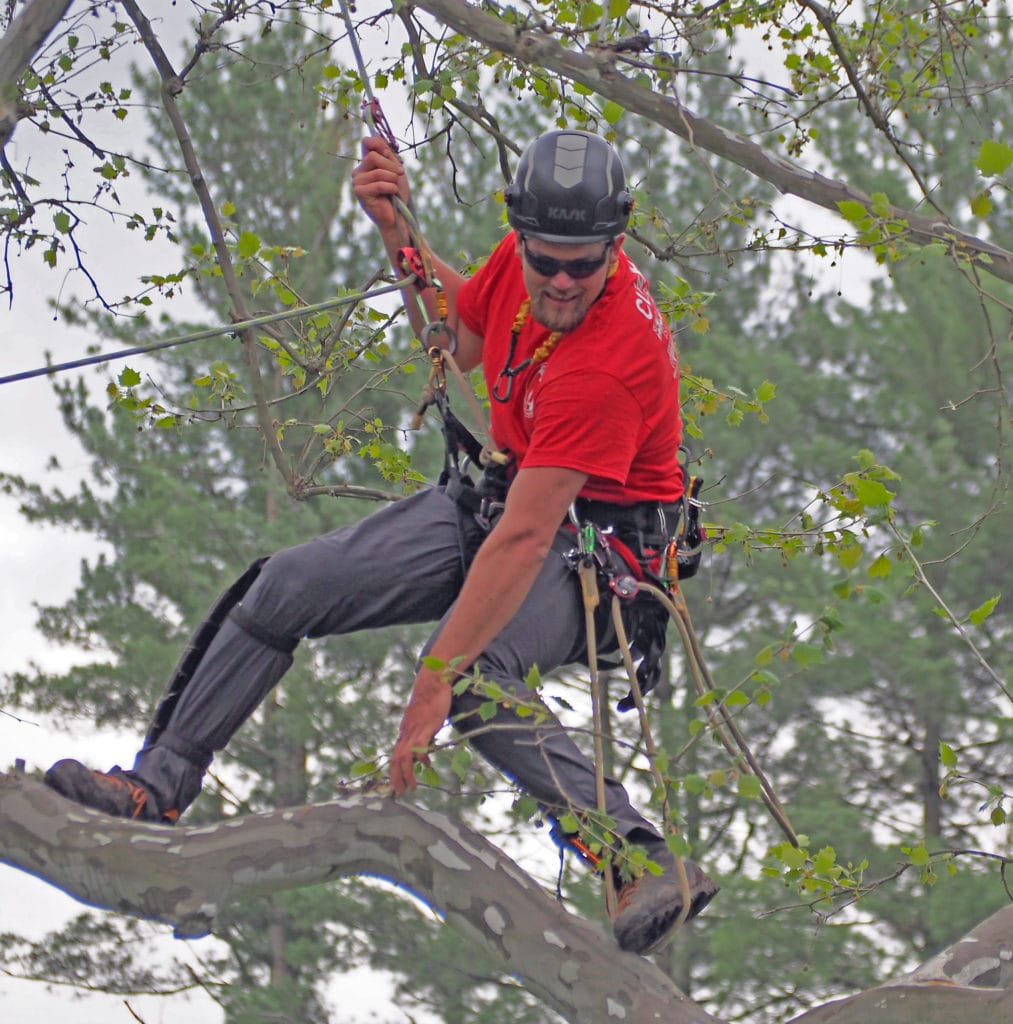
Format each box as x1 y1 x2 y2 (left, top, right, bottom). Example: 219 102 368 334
478 700 498 722
975 139 1013 176
868 553 892 578
683 774 708 795
237 230 260 259
118 367 141 387
665 832 692 858
558 812 580 834
752 669 780 688
812 846 837 873
968 594 1000 626
738 774 762 799
939 742 957 769
779 844 808 869
837 542 863 570
755 379 777 402
870 192 891 217
450 745 472 781
53 211 71 234
970 190 993 218
837 200 868 223
791 642 823 667
513 795 538 820
602 100 624 124
905 842 930 866
850 476 895 506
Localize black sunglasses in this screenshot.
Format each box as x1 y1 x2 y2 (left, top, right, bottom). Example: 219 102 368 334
520 238 612 280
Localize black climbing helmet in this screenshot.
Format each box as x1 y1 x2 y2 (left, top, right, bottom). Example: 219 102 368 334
504 130 633 244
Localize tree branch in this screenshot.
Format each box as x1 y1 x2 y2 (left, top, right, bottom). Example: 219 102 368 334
120 0 294 488
410 0 1013 287
0 767 720 1024
787 901 1013 1023
0 0 72 152
4 766 1011 1024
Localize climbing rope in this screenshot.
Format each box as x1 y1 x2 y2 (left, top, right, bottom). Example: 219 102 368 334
562 494 801 929
0 278 415 388
570 512 620 917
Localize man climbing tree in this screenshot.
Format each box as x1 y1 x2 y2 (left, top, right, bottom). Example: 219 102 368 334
44 127 718 956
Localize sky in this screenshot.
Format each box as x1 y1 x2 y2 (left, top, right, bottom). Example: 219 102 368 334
0 3 410 1021
0 146 231 1024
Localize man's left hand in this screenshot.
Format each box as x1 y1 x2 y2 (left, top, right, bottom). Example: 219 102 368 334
389 669 453 795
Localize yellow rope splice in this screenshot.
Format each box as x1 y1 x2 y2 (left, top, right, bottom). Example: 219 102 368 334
514 299 563 366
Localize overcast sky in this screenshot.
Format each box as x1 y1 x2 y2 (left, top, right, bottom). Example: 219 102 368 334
0 152 232 1023
0 4 412 1021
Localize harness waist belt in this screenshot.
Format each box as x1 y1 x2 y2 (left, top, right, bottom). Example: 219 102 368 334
572 498 679 539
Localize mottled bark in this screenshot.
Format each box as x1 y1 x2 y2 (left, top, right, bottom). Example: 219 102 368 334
2 766 1011 1024
787 904 1013 1023
0 767 719 1024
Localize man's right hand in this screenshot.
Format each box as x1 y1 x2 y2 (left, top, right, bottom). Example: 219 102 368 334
352 135 411 235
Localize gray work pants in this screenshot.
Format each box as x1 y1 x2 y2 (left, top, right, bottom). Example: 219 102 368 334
135 486 658 840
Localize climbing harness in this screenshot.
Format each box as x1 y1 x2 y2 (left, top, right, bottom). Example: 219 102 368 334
336 0 799 927
554 462 800 924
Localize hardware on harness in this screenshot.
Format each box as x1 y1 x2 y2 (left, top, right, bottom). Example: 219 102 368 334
398 246 437 290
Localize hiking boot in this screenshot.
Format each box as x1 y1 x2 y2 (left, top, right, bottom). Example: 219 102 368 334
611 843 718 955
44 759 178 823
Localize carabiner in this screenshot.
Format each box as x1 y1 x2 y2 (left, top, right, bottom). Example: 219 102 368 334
421 320 457 356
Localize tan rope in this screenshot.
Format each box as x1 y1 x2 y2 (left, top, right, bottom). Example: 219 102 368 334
577 557 619 918
635 579 800 847
610 594 693 930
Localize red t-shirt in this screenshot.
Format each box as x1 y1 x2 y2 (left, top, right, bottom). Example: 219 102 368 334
457 233 684 503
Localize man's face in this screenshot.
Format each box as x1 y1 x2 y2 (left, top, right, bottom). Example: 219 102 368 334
516 235 620 332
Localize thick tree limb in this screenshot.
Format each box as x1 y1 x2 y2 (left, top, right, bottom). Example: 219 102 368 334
411 0 1013 287
0 0 72 151
786 903 1013 1022
0 768 720 1024
3 766 1011 1024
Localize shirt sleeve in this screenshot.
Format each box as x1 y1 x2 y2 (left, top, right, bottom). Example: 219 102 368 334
457 235 513 337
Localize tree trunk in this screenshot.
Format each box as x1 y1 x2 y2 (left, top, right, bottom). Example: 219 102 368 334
0 765 720 1024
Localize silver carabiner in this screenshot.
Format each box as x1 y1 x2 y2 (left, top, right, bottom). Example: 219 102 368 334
420 320 457 356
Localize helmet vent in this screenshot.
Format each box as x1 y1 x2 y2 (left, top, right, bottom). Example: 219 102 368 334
552 134 588 189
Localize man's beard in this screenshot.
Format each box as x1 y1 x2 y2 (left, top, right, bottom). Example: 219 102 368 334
529 289 592 332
